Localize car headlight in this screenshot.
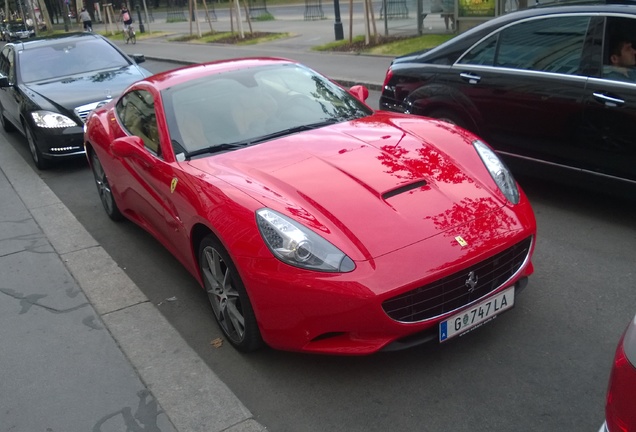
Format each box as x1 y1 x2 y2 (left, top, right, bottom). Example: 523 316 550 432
473 140 520 204
256 208 355 273
31 111 78 128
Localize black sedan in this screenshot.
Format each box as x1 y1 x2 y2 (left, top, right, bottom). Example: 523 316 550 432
0 33 150 169
380 4 636 192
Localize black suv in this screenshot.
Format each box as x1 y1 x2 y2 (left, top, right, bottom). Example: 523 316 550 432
380 3 636 190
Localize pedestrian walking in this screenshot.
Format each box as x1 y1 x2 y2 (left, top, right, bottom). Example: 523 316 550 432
441 0 455 31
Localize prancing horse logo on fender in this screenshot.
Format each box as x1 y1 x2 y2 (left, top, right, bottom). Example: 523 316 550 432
465 271 478 293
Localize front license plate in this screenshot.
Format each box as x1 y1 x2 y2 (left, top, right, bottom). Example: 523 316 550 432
439 287 515 342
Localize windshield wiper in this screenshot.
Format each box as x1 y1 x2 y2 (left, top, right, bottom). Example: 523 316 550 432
184 142 249 159
247 119 342 144
182 119 345 159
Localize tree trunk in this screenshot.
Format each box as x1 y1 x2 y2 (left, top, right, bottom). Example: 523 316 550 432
38 0 54 33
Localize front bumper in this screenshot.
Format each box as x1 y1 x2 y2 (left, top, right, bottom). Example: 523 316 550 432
239 226 535 355
33 125 86 160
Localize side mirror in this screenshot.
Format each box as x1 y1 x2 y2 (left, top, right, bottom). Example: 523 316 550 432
0 75 11 88
111 136 156 168
130 53 146 64
349 85 369 102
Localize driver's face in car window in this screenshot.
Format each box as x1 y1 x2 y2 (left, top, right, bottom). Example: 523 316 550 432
611 41 636 69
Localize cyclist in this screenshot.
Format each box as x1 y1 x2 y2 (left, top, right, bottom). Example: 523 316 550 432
120 5 135 43
79 8 92 32
121 5 133 32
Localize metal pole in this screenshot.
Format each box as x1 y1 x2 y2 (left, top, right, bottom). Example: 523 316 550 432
333 0 343 40
135 0 144 32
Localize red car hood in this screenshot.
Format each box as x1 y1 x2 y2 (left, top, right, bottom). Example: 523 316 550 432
187 117 510 260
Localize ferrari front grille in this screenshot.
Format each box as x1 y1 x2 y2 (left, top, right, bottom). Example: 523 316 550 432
382 236 533 323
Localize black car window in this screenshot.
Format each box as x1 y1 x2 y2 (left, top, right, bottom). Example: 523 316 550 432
459 16 591 75
601 16 636 83
457 34 498 66
116 90 161 157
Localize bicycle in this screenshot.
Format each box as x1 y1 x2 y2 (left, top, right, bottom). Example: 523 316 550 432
124 24 136 44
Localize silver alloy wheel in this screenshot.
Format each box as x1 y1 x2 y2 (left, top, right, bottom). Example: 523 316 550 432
92 153 113 213
201 245 245 344
90 151 123 220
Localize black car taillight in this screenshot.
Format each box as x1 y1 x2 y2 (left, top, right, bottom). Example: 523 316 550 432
382 68 394 92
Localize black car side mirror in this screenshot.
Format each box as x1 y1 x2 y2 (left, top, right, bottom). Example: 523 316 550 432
130 53 146 64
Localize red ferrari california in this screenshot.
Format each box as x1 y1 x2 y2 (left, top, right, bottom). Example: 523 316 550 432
84 58 537 355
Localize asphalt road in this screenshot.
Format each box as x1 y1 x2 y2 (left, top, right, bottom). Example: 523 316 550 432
5 58 636 432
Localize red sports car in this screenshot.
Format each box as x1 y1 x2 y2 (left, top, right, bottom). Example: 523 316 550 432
600 313 636 432
84 58 536 355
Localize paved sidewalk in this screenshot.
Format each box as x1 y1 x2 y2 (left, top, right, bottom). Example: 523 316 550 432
0 135 266 431
1 9 452 432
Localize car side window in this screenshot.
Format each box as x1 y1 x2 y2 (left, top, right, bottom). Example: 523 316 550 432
459 16 591 75
116 90 161 157
601 17 636 83
458 34 498 66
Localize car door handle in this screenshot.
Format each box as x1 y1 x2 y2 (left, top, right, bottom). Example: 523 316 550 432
592 92 625 108
459 72 481 84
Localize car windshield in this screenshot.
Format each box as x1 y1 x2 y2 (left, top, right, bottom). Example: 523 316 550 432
19 38 130 83
8 22 27 31
163 63 373 157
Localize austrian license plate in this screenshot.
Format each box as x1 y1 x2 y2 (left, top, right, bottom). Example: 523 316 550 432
439 287 514 342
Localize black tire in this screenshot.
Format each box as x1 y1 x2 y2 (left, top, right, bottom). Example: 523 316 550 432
0 104 16 133
25 123 50 170
427 109 468 130
131 33 136 44
90 150 124 221
198 235 263 352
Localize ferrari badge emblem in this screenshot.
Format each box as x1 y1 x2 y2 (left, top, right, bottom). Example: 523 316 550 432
170 178 178 194
465 271 478 293
455 236 468 247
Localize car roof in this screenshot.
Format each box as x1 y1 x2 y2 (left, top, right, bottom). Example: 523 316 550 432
395 2 636 61
477 2 636 29
8 32 104 51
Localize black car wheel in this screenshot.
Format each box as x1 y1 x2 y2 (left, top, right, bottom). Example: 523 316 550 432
25 124 50 170
199 235 263 352
90 150 124 221
427 109 468 130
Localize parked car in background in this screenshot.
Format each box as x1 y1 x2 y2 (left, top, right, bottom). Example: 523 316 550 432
84 57 537 355
1 20 33 41
599 312 636 432
0 33 150 169
380 4 636 192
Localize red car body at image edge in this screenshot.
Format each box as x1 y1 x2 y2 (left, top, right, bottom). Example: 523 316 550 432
84 58 537 355
600 312 636 432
